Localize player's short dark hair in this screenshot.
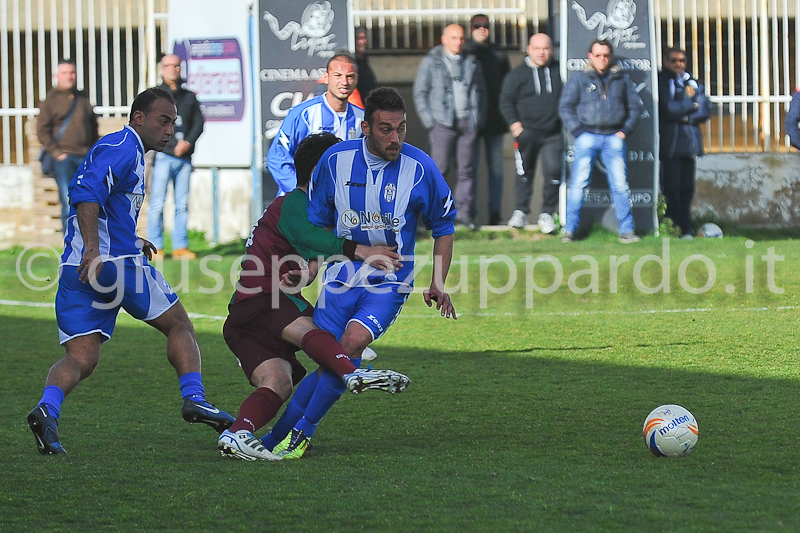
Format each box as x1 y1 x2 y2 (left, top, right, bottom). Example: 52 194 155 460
130 87 175 117
326 52 358 72
364 87 406 126
589 38 614 55
294 132 341 188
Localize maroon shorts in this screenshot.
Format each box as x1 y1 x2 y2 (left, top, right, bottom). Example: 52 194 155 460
223 291 313 383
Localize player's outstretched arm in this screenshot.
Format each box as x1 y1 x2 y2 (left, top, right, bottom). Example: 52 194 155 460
423 233 456 319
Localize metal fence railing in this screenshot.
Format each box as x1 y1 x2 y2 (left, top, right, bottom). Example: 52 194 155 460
0 0 167 165
2 0 800 164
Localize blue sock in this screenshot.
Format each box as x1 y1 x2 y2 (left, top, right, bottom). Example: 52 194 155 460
39 385 65 420
261 370 321 449
178 372 206 403
295 357 359 437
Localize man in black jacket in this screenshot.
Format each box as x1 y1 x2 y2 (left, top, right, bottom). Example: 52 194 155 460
465 14 510 226
658 47 711 238
499 33 562 233
147 54 205 259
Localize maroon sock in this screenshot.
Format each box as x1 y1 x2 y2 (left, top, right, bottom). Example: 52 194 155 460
230 387 284 433
301 329 357 377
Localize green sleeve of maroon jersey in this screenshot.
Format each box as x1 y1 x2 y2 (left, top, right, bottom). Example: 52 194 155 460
278 189 357 261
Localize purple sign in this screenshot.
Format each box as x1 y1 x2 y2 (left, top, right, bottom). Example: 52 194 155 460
173 38 246 122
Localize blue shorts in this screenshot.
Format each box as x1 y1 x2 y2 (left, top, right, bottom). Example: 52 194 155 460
56 256 179 344
313 283 409 341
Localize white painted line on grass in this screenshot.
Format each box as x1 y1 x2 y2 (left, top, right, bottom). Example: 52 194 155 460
1 298 796 321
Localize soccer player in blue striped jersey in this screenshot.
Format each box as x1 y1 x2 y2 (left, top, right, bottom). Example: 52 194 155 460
262 87 458 458
27 88 234 455
267 53 365 196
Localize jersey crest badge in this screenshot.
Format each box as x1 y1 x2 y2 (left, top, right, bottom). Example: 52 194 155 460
383 182 396 203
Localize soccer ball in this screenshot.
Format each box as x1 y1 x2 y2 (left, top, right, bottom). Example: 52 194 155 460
697 222 723 238
642 405 699 457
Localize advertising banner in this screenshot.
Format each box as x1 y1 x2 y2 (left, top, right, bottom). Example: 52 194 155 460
560 0 659 233
258 0 350 179
167 0 253 167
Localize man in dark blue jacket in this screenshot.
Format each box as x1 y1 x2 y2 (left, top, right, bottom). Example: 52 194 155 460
658 47 712 238
559 39 642 243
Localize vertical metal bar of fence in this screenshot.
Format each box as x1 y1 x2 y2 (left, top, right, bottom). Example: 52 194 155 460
770 0 779 149
88 0 97 106
1 0 10 163
727 0 734 149
100 0 109 115
390 0 397 49
740 0 749 151
75 0 83 89
752 0 760 149
759 0 770 150
60 0 69 59
13 0 23 163
415 0 423 49
780 0 789 145
715 0 723 148
703 0 712 148
146 0 156 88
679 0 686 49
125 0 134 106
49 0 57 75
666 0 673 46
138 0 146 95
25 0 34 114
37 0 45 100
112 1 121 109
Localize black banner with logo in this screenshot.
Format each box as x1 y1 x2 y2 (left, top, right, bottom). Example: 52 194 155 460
259 0 350 196
560 0 658 234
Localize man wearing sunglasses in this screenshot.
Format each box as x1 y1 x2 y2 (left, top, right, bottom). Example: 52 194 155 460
464 14 511 226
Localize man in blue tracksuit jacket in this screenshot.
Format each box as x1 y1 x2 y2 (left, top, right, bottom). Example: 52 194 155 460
559 38 642 243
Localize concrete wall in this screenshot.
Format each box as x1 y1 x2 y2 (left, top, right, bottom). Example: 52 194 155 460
695 153 800 226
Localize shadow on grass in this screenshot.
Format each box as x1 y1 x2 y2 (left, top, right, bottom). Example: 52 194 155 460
2 314 799 531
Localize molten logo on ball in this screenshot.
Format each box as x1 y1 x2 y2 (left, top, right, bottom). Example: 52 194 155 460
642 404 699 457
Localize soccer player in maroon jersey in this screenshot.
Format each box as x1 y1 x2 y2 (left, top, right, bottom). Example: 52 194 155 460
217 133 409 461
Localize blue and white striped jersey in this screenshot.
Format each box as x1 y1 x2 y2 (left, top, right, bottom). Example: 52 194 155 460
267 94 364 196
61 125 147 266
308 137 457 287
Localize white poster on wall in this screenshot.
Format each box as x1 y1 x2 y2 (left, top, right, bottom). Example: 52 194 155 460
167 0 253 167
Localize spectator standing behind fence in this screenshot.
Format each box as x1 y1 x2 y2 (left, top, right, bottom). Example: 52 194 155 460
355 27 378 100
414 23 487 231
464 14 510 227
147 54 205 260
559 39 642 244
499 33 563 234
37 58 99 232
786 88 800 151
658 47 712 239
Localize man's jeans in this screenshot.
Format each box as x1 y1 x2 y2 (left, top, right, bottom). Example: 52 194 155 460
147 152 193 250
472 131 505 220
53 154 84 231
565 132 634 235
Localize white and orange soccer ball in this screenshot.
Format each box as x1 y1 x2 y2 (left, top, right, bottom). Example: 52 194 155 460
643 405 699 457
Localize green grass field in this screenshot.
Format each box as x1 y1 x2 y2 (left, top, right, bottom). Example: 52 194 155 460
2 231 799 532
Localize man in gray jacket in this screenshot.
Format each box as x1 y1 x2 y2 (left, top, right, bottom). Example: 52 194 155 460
559 39 642 244
414 24 486 230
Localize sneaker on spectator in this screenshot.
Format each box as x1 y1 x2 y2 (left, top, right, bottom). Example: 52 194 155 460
619 232 641 244
561 230 575 243
537 213 556 234
507 210 527 228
